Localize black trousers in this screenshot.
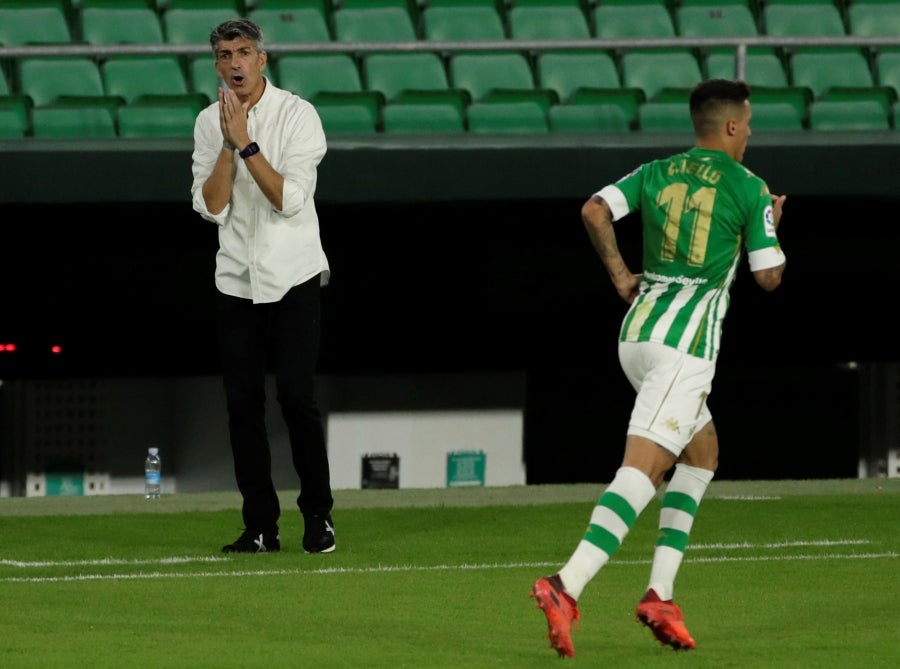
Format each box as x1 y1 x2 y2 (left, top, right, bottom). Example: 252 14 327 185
216 275 333 534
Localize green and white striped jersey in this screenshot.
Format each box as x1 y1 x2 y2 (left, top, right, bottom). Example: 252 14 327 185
597 147 785 361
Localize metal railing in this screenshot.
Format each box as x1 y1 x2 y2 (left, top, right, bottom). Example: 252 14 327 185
3 35 900 81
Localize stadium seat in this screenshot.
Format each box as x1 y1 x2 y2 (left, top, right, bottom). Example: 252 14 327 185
763 4 846 37
637 102 694 132
80 6 165 45
19 57 106 107
750 85 813 124
568 87 645 128
593 4 676 39
449 52 536 102
0 95 31 137
548 104 632 133
421 5 506 41
101 56 191 105
333 6 417 42
362 52 450 102
381 101 465 133
31 104 117 138
536 51 621 103
0 3 72 46
163 6 238 45
789 48 874 98
848 2 900 37
749 101 804 131
705 48 788 87
313 98 379 133
467 101 549 134
507 4 591 41
248 6 332 42
621 50 703 101
808 99 890 131
277 53 364 100
875 49 900 98
189 57 221 103
676 4 759 39
117 96 204 138
822 86 897 117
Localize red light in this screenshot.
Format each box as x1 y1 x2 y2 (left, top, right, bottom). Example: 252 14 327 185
50 345 62 354
0 343 16 352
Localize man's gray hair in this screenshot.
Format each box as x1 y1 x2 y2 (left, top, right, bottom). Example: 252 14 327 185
209 18 265 52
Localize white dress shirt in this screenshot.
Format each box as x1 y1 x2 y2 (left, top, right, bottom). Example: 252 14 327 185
191 77 330 304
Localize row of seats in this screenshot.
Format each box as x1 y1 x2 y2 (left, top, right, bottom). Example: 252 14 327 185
2 49 897 137
3 46 899 109
1 90 893 138
0 0 898 46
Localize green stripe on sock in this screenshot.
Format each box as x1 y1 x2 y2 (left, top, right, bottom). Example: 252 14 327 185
656 528 690 552
600 492 638 527
584 523 621 556
662 491 698 516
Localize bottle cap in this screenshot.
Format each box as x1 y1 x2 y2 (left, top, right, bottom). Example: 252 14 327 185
149 447 159 455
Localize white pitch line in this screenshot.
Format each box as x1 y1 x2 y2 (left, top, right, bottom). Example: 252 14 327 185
0 556 229 568
1 551 896 584
690 539 871 550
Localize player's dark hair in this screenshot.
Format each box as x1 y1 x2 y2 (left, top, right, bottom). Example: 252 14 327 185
689 79 751 136
209 18 265 53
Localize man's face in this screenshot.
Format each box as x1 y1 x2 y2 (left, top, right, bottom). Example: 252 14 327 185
214 37 267 96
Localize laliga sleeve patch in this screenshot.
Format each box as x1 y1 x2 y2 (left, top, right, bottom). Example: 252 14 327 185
763 205 776 237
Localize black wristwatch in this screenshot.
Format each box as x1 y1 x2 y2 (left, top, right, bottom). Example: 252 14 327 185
239 142 260 159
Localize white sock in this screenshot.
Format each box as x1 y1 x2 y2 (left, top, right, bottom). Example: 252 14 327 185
647 463 714 601
558 466 657 600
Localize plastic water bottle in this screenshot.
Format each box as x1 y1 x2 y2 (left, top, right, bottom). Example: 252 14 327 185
144 447 161 499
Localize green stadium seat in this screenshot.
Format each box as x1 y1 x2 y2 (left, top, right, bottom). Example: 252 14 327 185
875 49 900 98
382 102 465 133
314 98 379 133
637 102 694 132
277 53 364 100
102 56 190 105
19 57 105 107
763 4 846 37
421 5 506 41
789 48 874 99
676 5 758 38
333 6 417 42
593 4 676 39
822 86 897 117
750 85 813 123
449 52 536 102
467 101 549 134
80 6 165 45
163 7 238 45
31 104 117 138
569 87 645 128
750 101 804 131
507 5 591 40
480 88 559 114
808 99 890 131
0 4 71 46
848 3 900 37
189 57 221 103
362 52 449 103
0 95 32 137
536 51 621 103
621 50 703 101
248 7 332 42
389 88 470 119
117 97 203 138
705 48 788 87
0 108 27 138
548 104 632 133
